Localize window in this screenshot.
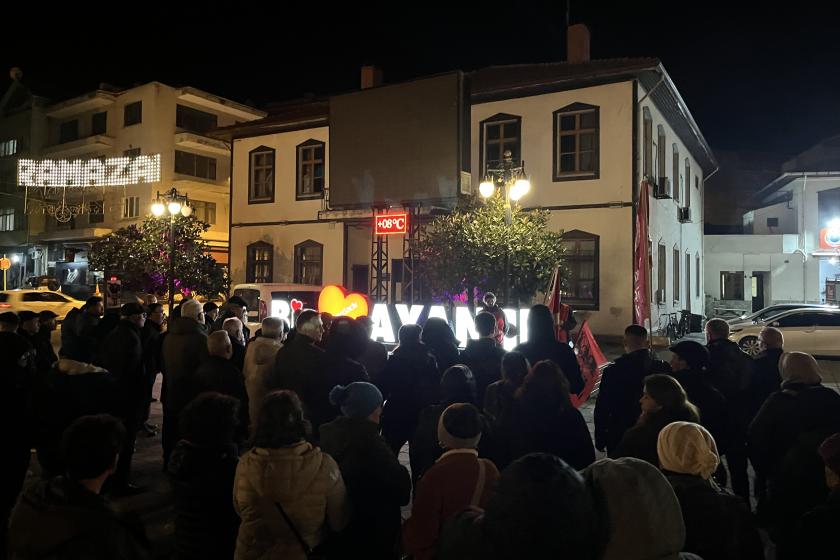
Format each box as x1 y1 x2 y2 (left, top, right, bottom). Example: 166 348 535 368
0 139 18 157
720 271 744 300
776 312 823 328
672 144 680 201
685 253 691 305
658 244 667 301
0 208 14 231
296 140 325 199
767 217 779 228
246 242 273 283
294 240 323 285
122 196 140 219
657 125 666 182
553 103 599 179
249 146 275 203
176 104 218 135
59 120 79 144
190 200 216 225
42 292 69 303
480 113 521 175
91 111 107 135
175 150 217 180
123 147 141 158
642 107 652 179
124 101 142 126
696 254 700 298
88 201 104 224
815 312 840 327
559 230 599 309
673 247 680 302
684 159 691 208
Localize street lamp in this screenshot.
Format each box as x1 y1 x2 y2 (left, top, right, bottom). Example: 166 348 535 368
151 188 192 315
480 149 531 305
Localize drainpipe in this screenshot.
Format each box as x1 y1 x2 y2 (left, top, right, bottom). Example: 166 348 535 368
800 174 808 302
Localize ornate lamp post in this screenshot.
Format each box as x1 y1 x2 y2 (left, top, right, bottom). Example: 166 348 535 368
151 188 192 315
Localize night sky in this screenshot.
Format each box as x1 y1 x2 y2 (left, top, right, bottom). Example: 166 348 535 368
2 2 840 159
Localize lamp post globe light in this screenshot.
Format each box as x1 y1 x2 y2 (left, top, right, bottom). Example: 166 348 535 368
151 187 192 315
480 149 532 305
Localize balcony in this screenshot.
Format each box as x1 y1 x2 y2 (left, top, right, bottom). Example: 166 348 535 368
42 135 114 158
45 91 115 120
174 132 230 157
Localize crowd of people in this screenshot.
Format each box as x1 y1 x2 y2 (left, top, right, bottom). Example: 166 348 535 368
0 293 838 559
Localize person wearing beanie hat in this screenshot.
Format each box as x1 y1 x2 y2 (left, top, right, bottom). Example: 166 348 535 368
403 403 500 560
658 422 764 560
320 383 411 559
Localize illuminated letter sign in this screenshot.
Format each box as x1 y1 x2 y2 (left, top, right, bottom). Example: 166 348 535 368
375 212 408 235
17 154 161 188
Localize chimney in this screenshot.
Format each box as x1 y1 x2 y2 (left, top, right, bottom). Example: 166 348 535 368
360 65 383 89
567 24 591 63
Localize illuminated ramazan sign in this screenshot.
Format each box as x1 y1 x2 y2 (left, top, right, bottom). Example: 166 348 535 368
375 212 408 235
17 154 161 188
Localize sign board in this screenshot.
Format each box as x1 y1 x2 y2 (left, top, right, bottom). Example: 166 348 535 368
17 154 161 188
318 285 369 319
820 227 840 250
375 212 408 235
0 257 10 271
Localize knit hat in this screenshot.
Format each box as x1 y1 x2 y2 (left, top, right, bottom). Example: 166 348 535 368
329 382 383 419
818 433 840 475
120 303 146 317
780 351 822 386
669 340 710 370
18 311 38 323
38 310 58 320
0 311 19 326
657 421 720 479
437 403 482 450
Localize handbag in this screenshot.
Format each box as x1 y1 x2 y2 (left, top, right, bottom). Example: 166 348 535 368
275 498 330 560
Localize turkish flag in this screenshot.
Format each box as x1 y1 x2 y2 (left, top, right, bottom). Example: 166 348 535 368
633 180 651 329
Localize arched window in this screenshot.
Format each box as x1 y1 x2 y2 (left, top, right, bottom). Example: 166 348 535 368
294 240 323 285
296 139 325 200
553 102 599 180
249 146 275 204
246 241 273 283
560 230 599 309
672 144 680 201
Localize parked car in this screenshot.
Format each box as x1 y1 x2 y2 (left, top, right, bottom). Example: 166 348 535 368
729 308 840 357
726 303 835 331
0 289 85 321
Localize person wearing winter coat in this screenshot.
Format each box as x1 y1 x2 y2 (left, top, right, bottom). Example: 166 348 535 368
243 317 285 428
161 299 209 467
482 351 529 427
223 317 248 372
379 324 440 454
168 393 241 560
402 403 500 560
233 390 349 560
59 296 104 362
748 351 840 547
594 325 670 455
140 303 165 433
750 327 784 416
195 331 250 442
33 310 60 377
421 317 461 376
320 382 411 559
356 316 388 384
437 453 600 560
459 312 506 406
658 422 764 560
8 415 150 560
614 374 700 468
512 304 584 395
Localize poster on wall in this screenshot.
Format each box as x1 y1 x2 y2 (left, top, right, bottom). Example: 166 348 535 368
54 262 90 299
827 280 839 305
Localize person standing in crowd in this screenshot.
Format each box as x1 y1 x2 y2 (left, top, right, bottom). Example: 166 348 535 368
33 310 59 377
356 316 388 385
161 299 209 467
460 312 506 406
223 317 247 371
266 310 325 420
421 317 460 376
615 374 700 467
60 296 104 362
8 415 151 559
403 403 499 560
379 324 440 455
503 360 595 470
583 457 702 560
594 325 670 456
243 317 286 428
96 303 147 495
751 327 784 414
705 317 754 501
168 393 241 560
233 391 348 560
437 453 600 560
657 422 764 560
317 312 334 350
195 331 250 443
16 310 40 345
513 304 584 394
748 351 840 549
140 302 165 436
483 351 529 426
320 383 411 559
212 296 250 341
480 292 508 347
203 302 219 333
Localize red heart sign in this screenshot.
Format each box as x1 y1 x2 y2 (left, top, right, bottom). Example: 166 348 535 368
291 299 303 312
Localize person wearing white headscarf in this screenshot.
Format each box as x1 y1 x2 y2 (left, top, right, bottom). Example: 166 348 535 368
658 422 764 560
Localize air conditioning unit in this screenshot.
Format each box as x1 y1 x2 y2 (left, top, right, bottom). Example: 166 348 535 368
653 177 671 199
655 289 666 304
678 207 691 223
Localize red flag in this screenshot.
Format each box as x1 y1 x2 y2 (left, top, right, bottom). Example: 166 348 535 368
633 180 651 329
571 321 608 408
545 266 571 342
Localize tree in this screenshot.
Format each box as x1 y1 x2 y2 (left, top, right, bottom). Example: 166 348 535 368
89 214 228 298
417 194 565 306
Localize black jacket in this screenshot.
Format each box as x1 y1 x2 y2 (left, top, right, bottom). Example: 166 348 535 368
167 441 240 560
161 317 209 413
310 355 369 432
59 308 100 363
32 327 59 377
230 341 246 373
615 407 698 468
750 348 782 416
512 338 584 395
319 416 411 559
378 343 440 425
140 320 163 379
665 472 764 560
503 401 595 470
459 338 506 407
8 476 150 560
266 333 326 420
670 368 730 453
593 349 669 453
194 356 250 438
482 380 517 427
785 490 840 560
707 339 754 436
96 320 146 419
0 331 36 435
426 340 460 376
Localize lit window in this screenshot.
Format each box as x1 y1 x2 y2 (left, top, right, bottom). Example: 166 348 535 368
297 140 325 199
560 230 599 309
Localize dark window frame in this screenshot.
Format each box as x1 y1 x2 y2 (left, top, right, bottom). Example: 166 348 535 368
174 150 217 181
59 120 79 144
296 139 326 201
123 101 142 127
176 104 219 135
190 199 216 225
479 113 522 177
658 243 667 302
88 200 105 224
673 247 680 302
248 146 275 204
696 253 700 298
246 241 273 283
91 111 107 135
720 271 745 300
642 107 652 179
672 144 680 202
684 159 691 208
559 229 600 310
294 240 323 285
657 125 666 183
553 103 600 181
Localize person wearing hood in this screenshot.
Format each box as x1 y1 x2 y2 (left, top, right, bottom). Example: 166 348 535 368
243 317 286 428
8 414 150 560
583 457 702 560
195 331 250 444
379 323 440 455
657 422 764 560
748 351 840 546
421 317 461 376
161 299 209 468
459 312 507 406
320 382 411 559
233 390 349 560
168 392 241 560
512 304 584 395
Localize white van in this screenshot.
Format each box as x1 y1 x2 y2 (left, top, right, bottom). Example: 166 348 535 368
231 283 323 330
